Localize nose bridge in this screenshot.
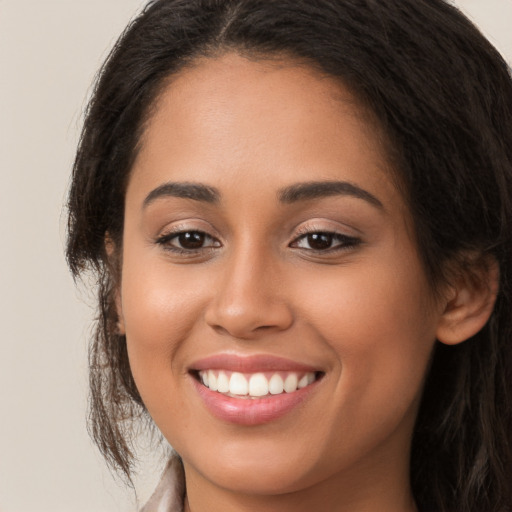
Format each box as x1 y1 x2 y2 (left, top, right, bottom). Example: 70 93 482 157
204 240 293 339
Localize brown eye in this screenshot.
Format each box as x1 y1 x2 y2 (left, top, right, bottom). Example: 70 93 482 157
306 233 334 250
156 230 221 252
291 231 361 252
175 231 207 249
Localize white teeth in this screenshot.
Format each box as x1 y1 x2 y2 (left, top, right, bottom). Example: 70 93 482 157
284 373 298 393
249 373 269 397
217 371 230 393
199 370 318 397
229 372 249 396
269 374 284 395
298 374 309 389
208 370 218 391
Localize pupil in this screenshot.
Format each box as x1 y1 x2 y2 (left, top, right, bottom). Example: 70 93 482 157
179 232 205 249
308 233 333 250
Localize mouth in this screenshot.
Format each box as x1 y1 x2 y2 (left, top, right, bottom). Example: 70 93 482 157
188 354 325 425
194 369 322 399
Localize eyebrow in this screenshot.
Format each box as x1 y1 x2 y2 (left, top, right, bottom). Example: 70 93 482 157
142 179 383 210
143 182 220 208
278 180 384 209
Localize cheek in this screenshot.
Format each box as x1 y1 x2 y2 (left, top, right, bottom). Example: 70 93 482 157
119 252 210 404
294 252 438 414
297 253 436 342
122 273 196 350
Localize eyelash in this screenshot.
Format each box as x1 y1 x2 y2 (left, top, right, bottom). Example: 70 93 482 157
155 230 221 255
155 227 361 255
289 228 361 253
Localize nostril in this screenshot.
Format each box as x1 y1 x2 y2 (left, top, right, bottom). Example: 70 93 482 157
210 324 230 336
255 325 277 331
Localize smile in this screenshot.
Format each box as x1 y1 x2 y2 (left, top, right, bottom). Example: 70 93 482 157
189 355 324 425
198 370 318 398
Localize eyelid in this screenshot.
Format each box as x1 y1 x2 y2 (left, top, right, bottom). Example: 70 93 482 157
292 219 361 239
291 232 360 250
156 229 220 246
154 218 219 239
153 219 223 254
289 220 362 253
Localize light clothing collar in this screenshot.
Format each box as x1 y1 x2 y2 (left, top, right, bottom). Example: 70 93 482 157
140 456 185 512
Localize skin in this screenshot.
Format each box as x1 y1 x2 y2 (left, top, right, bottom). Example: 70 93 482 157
117 53 454 512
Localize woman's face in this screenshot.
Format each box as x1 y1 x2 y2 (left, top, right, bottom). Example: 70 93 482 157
119 54 444 504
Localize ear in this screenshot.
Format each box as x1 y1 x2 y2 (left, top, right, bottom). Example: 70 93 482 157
436 255 499 345
105 234 126 336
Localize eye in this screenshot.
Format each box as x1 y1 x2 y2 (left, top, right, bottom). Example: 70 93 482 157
290 231 360 252
156 230 221 252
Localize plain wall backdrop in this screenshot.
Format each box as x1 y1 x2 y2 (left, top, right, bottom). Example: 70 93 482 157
0 1 511 511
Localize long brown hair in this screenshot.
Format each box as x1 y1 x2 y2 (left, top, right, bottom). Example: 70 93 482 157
67 1 512 510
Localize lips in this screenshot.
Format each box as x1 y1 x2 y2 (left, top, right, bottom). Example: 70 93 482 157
189 354 324 425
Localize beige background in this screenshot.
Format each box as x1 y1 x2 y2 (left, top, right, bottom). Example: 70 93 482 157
0 1 510 511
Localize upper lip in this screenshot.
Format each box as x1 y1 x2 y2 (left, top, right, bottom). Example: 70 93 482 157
189 354 321 373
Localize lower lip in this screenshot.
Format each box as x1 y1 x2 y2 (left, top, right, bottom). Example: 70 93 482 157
191 376 319 426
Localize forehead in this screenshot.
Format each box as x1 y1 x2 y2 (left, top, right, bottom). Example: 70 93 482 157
130 53 399 212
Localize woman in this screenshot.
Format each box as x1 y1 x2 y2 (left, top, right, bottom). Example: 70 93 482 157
66 1 512 511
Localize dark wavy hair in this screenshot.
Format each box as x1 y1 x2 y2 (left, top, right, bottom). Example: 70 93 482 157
66 1 512 510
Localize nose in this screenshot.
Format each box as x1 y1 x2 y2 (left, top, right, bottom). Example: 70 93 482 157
204 248 294 340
